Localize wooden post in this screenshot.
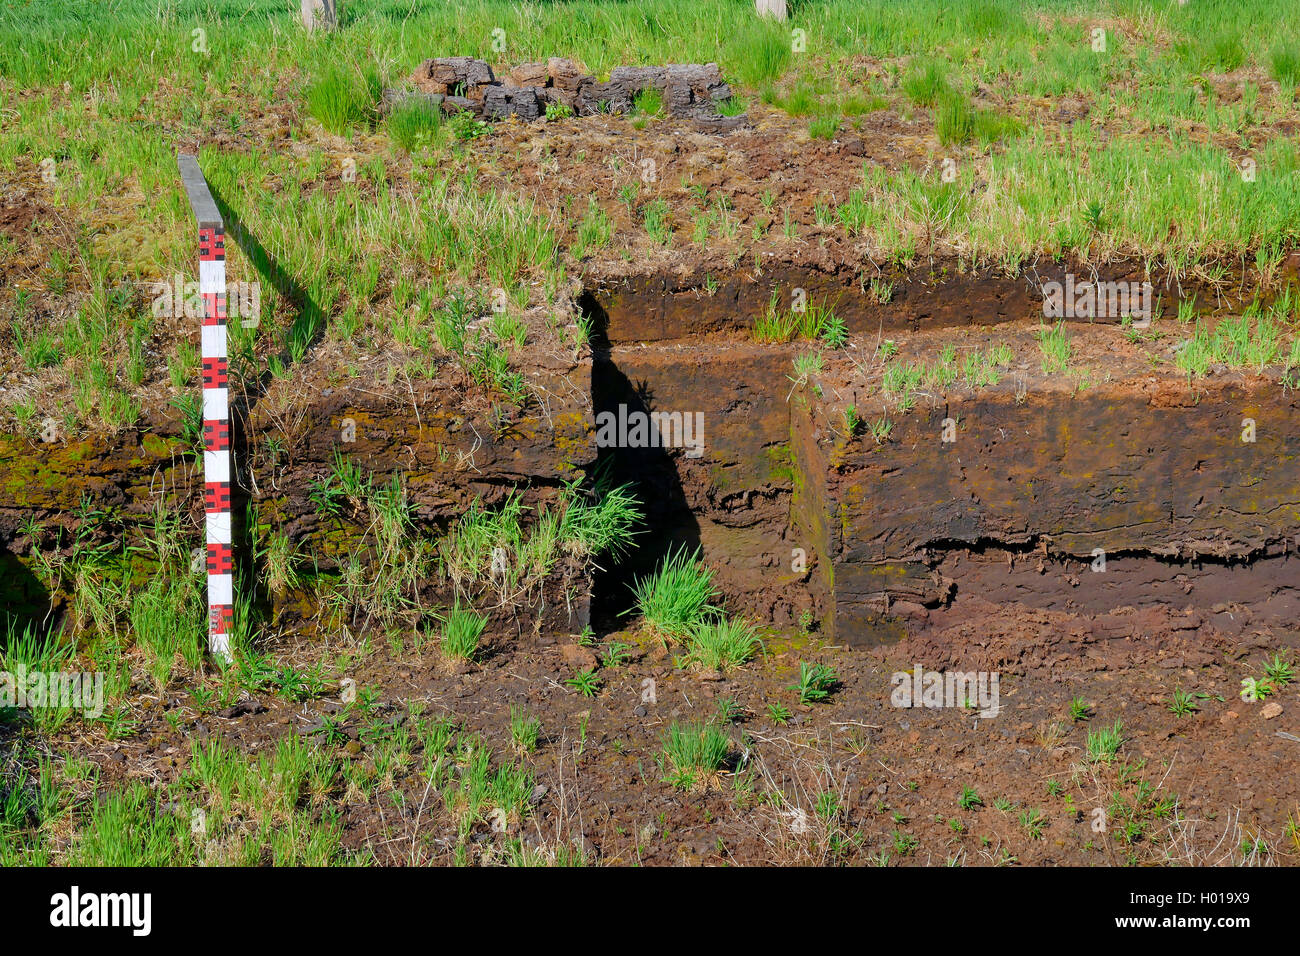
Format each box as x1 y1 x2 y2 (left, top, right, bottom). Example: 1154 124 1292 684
756 0 787 21
300 0 338 32
178 155 234 665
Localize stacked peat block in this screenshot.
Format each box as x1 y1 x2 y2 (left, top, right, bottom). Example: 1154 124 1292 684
392 57 745 128
607 64 738 127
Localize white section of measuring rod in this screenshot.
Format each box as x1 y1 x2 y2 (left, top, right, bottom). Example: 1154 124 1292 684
203 388 229 422
201 324 227 358
206 511 233 545
199 260 225 294
204 450 231 483
207 573 234 606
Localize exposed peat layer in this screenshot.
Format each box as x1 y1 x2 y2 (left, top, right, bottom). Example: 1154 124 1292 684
2 0 1300 866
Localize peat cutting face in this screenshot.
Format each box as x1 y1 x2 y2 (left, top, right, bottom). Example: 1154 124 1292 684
581 271 1300 648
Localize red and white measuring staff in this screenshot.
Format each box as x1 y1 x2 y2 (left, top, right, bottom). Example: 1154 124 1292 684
200 223 233 661
180 155 234 663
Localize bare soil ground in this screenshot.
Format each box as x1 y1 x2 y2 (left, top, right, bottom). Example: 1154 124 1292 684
50 595 1298 866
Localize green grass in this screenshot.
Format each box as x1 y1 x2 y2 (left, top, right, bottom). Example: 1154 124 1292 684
1087 719 1124 763
630 545 720 641
934 94 1023 146
5 0 1268 105
385 96 442 151
439 603 487 661
1038 321 1071 373
2 736 358 866
262 530 301 597
840 92 888 116
766 82 820 117
752 291 845 346
878 342 1014 410
901 59 951 107
681 616 763 672
12 320 62 370
1270 41 1300 88
727 18 792 86
1 619 73 678
428 725 537 843
310 465 432 630
791 661 838 704
7 507 214 720
0 620 77 733
809 114 839 140
830 133 1300 272
662 720 730 790
509 706 540 753
717 95 748 117
642 197 672 245
504 838 588 866
867 416 893 443
4 0 1300 437
789 350 825 391
633 88 663 116
572 196 613 260
439 475 640 608
305 62 382 135
1174 299 1296 378
128 572 205 691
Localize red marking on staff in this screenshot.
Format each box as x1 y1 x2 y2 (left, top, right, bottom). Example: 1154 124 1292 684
207 542 234 575
202 357 228 389
203 421 230 451
199 228 225 261
201 292 227 326
204 481 232 514
209 604 234 634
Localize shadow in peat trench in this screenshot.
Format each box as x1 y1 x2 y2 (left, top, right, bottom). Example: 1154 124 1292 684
0 542 54 644
585 297 701 633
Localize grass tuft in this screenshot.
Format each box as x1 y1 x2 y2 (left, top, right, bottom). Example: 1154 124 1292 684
728 20 792 86
682 616 763 672
902 59 951 107
305 62 382 135
633 88 663 116
439 603 487 661
1038 321 1071 373
631 545 719 641
1086 719 1124 763
662 720 730 790
1270 41 1300 88
809 114 839 139
935 94 1022 146
385 97 441 151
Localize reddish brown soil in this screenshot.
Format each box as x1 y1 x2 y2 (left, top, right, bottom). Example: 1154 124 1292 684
61 595 1300 866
